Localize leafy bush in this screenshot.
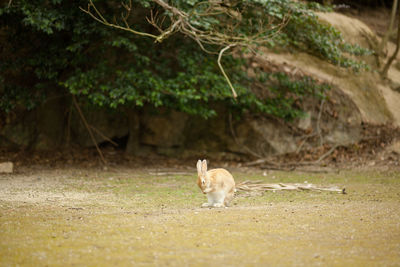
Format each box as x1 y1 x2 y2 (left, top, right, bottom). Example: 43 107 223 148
0 0 368 119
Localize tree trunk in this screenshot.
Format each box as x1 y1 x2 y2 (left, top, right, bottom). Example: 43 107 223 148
377 0 398 57
381 5 400 78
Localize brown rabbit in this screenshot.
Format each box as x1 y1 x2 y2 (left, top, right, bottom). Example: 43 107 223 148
196 159 236 208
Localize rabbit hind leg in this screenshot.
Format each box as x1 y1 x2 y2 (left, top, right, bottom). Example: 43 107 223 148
224 189 235 207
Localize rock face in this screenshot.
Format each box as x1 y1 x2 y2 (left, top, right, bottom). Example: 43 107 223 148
70 107 129 147
264 11 400 128
232 117 298 156
140 108 188 148
1 12 399 159
316 12 375 49
0 90 389 159
1 111 37 148
388 140 400 154
320 90 363 146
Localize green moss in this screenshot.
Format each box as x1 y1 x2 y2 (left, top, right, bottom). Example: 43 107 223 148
1 169 400 266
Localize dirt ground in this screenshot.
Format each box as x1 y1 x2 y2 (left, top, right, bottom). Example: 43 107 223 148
0 165 399 266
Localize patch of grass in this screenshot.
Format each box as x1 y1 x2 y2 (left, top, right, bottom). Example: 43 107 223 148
1 168 399 266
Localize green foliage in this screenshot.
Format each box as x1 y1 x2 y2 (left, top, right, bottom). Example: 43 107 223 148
260 0 371 71
0 0 366 119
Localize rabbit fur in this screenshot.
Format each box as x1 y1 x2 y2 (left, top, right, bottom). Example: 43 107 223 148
196 159 235 208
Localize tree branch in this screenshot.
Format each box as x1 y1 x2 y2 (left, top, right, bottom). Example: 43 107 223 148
218 44 237 98
79 1 158 40
377 0 398 56
381 5 400 78
80 0 288 98
72 96 107 166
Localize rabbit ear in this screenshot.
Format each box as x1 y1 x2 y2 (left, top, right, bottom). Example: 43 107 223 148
201 159 208 173
196 160 202 175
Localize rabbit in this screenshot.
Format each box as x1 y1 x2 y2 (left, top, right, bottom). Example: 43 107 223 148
196 159 236 208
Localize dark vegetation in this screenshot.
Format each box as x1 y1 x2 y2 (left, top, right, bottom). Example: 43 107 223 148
1 0 371 120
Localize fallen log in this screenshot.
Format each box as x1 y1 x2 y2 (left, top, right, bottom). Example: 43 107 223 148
236 180 346 194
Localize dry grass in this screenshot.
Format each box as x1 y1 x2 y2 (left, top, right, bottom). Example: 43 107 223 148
1 167 399 266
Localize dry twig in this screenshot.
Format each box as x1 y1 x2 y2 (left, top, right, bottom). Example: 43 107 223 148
316 99 325 147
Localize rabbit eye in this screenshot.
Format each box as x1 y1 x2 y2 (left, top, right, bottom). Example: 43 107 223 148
202 180 205 185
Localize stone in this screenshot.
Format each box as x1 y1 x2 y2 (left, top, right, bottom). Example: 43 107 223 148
231 116 298 156
140 108 188 148
0 113 36 148
297 112 312 131
0 162 13 173
322 90 362 146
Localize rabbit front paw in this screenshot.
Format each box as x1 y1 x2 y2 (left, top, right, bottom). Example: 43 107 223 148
201 203 211 208
203 187 212 193
212 203 225 208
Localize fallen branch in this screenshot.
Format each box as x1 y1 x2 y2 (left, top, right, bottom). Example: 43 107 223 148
245 158 279 167
245 145 339 169
260 165 336 173
236 180 345 194
314 144 338 163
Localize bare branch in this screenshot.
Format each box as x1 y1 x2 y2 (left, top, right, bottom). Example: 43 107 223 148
80 0 289 98
377 0 398 56
381 6 400 78
72 96 107 166
79 0 158 40
218 44 237 98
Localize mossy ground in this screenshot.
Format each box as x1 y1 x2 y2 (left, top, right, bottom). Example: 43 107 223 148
1 167 399 266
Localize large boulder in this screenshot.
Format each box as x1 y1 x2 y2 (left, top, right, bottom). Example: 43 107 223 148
232 116 298 156
183 106 230 153
316 12 375 49
0 111 37 148
317 89 363 146
70 107 129 147
33 96 65 150
140 108 188 148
